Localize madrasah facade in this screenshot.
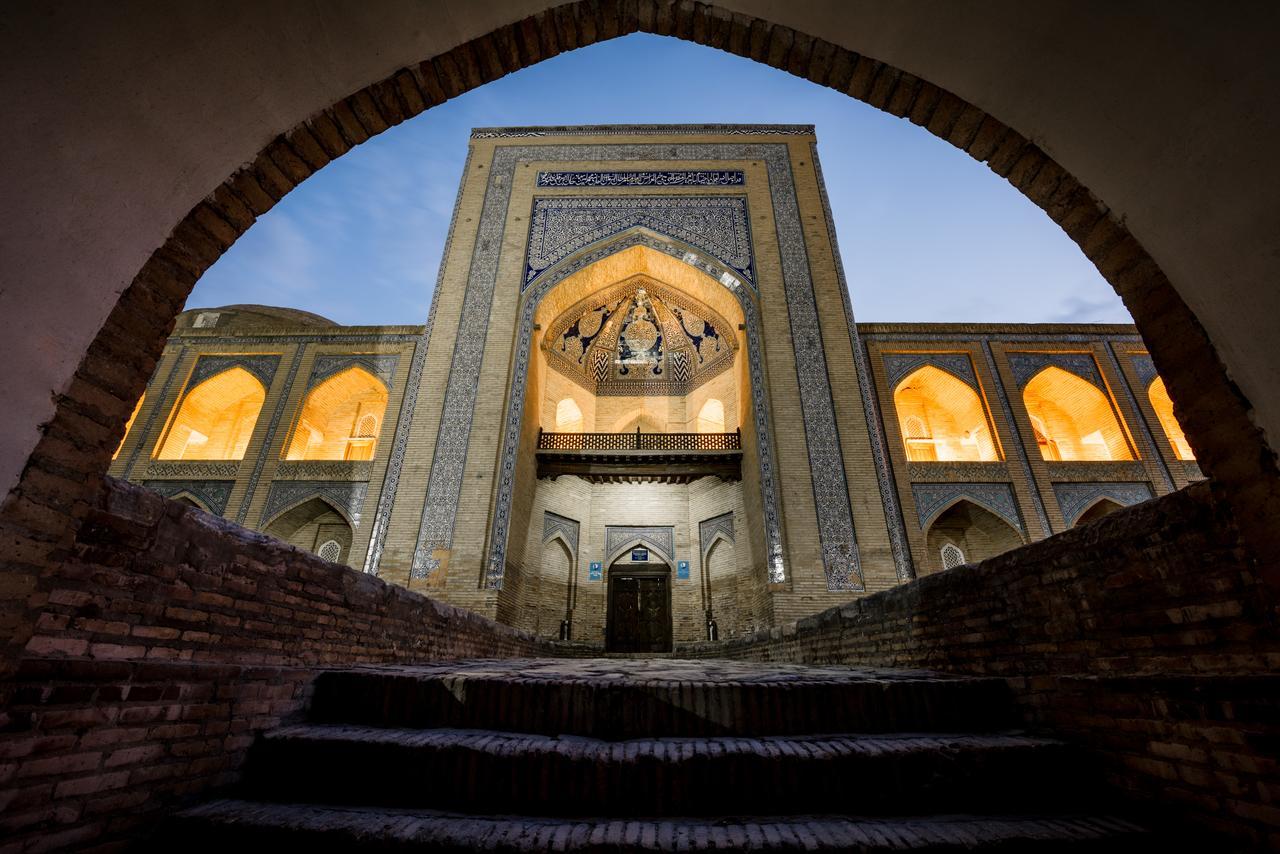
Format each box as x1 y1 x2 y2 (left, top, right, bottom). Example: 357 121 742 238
108 125 1201 653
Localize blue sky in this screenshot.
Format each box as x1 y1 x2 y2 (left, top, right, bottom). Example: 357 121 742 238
186 34 1130 326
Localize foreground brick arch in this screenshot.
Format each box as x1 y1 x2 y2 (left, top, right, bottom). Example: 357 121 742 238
5 0 1278 680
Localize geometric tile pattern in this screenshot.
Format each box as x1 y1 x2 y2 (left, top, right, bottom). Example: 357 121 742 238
1052 481 1154 527
1129 353 1159 389
308 353 399 389
261 480 370 528
142 479 234 515
525 196 754 290
189 353 280 389
605 525 675 565
698 512 735 560
1007 351 1105 390
542 511 580 561
883 352 979 391
910 482 1024 534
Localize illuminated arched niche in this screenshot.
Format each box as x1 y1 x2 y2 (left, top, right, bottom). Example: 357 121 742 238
555 398 584 432
696 399 726 433
1148 376 1195 460
1022 367 1133 461
156 367 264 460
113 393 145 459
284 366 388 461
533 245 745 436
893 366 998 462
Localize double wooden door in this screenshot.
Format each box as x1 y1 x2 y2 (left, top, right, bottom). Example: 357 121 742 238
606 565 672 653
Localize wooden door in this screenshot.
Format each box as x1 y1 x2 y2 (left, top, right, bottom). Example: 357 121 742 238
606 566 672 653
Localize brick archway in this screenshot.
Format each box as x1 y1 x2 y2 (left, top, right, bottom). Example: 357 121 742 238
5 1 1278 675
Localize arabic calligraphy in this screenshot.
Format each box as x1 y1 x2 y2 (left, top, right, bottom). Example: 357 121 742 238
536 170 746 187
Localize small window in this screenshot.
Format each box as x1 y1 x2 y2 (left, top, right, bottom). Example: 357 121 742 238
941 543 966 570
355 413 378 438
317 540 342 563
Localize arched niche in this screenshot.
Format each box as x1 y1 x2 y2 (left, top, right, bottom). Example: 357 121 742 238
893 366 998 462
923 499 1024 574
696 399 726 434
554 398 584 433
1075 498 1124 527
1147 376 1195 461
155 367 265 461
1022 367 1133 462
284 366 388 461
262 496 354 565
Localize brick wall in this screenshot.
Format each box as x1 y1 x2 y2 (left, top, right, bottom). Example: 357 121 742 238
0 477 543 853
684 481 1279 847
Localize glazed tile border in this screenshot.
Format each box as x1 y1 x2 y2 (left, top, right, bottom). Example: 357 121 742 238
536 170 745 187
361 147 473 574
811 144 911 582
411 141 861 593
472 124 814 138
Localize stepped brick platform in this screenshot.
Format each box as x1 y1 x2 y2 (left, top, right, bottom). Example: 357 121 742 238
151 658 1181 851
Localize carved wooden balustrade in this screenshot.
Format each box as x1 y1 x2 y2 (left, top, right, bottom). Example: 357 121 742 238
535 429 742 483
537 430 741 452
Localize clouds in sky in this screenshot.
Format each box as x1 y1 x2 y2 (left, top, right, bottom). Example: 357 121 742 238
186 34 1132 327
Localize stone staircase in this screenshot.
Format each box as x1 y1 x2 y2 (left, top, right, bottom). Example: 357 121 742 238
156 659 1162 851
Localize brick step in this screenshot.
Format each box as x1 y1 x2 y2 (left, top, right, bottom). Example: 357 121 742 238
243 725 1090 817
309 660 1018 737
158 800 1155 852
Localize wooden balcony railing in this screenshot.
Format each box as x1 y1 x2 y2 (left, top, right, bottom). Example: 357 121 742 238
537 429 741 452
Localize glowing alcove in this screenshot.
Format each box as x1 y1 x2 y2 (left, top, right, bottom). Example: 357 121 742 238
1148 376 1195 461
156 367 265 460
1022 367 1132 462
893 366 998 462
285 366 388 461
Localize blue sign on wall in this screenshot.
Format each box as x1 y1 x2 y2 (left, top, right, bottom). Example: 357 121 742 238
588 561 602 581
631 547 649 562
677 560 690 580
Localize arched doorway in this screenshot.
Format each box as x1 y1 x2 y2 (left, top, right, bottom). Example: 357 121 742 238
605 553 673 654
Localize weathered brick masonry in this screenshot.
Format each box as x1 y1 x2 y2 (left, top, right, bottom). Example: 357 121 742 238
684 481 1280 847
0 477 542 853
